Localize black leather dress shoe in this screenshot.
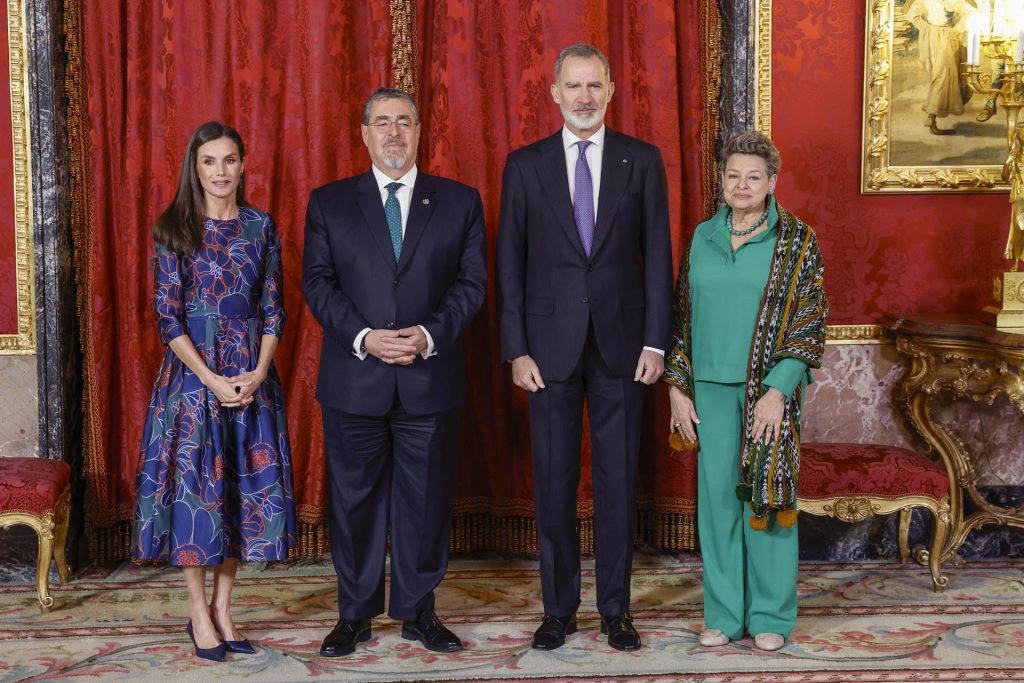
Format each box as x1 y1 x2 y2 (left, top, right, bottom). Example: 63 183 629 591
401 609 463 652
319 618 372 657
531 614 577 650
600 613 641 651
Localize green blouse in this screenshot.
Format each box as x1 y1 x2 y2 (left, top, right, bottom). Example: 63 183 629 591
688 197 808 398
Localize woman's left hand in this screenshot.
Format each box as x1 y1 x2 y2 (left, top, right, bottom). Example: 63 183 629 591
231 368 267 405
751 387 785 445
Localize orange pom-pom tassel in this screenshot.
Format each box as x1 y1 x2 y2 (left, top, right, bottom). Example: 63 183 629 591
669 432 698 452
748 514 769 531
776 508 798 528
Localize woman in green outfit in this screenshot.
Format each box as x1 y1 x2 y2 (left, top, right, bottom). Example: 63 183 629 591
663 131 828 652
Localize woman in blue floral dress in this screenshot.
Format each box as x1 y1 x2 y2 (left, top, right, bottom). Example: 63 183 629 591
132 121 296 661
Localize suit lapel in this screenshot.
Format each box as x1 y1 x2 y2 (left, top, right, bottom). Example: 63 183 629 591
355 170 398 267
397 174 437 275
538 133 588 261
593 129 632 258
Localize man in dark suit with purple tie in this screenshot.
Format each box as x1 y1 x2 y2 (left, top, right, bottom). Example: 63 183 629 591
497 44 672 652
303 88 487 657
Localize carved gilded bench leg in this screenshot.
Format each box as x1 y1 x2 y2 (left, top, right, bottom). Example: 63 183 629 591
34 512 56 612
52 490 71 583
898 508 912 564
928 496 951 592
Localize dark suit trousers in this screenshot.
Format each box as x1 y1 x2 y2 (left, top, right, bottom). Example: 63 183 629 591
322 401 459 622
528 328 643 617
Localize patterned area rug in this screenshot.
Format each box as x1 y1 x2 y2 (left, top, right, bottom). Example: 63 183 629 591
2 555 1023 682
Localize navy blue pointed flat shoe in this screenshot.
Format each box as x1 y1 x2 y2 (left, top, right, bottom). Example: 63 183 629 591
187 619 226 662
222 636 256 654
213 621 256 654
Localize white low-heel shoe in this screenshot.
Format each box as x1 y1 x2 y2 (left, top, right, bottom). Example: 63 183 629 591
698 628 730 647
754 632 785 651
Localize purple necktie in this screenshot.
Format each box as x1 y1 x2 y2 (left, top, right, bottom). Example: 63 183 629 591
573 140 595 257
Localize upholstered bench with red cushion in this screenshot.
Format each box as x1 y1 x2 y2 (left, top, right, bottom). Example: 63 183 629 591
0 457 71 611
798 443 950 591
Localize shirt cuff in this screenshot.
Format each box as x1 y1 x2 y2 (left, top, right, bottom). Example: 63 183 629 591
419 325 436 359
763 357 809 399
353 327 371 360
642 346 665 356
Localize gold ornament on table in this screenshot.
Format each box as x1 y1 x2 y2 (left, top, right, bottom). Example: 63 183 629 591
1007 122 1024 263
964 3 1024 327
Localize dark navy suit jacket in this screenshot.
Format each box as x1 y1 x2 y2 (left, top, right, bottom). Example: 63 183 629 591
497 129 673 381
302 169 487 416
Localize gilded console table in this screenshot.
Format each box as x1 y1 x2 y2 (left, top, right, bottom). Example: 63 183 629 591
887 314 1024 561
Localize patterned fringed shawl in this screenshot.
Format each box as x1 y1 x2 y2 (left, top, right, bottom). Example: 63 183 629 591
664 205 828 529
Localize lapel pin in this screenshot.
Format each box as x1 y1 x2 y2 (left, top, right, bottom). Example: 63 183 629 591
622 158 628 163
422 198 430 204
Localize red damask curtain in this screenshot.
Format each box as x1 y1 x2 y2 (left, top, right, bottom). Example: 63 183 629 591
69 0 394 560
69 0 717 561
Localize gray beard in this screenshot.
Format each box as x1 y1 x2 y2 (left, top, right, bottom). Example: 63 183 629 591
382 151 408 170
562 105 606 132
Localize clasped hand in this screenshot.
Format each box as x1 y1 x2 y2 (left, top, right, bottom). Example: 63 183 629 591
206 369 266 408
366 327 426 365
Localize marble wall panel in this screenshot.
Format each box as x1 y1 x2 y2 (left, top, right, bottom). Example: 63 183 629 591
0 354 38 457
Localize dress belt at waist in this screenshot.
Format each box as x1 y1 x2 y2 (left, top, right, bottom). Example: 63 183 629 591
186 313 260 321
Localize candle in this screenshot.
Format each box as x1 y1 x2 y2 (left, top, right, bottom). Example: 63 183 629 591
1018 29 1024 63
967 29 977 65
994 0 1006 36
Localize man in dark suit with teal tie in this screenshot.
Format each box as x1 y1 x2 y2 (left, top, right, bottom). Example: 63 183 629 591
303 88 487 657
497 44 672 652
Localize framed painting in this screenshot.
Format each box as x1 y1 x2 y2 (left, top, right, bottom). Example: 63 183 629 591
861 0 1009 193
0 0 33 353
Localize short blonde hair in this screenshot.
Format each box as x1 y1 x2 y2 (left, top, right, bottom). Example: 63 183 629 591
721 130 781 177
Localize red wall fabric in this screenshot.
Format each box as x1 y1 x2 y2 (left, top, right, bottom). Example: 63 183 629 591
416 0 707 532
77 1 393 546
0 1 17 334
773 1 1006 323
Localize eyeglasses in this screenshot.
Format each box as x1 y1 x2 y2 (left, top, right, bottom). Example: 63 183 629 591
370 118 414 132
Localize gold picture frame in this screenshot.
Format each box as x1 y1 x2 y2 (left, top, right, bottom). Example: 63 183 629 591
0 0 34 354
861 0 1008 193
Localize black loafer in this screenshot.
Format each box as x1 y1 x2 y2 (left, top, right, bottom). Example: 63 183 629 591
401 609 463 652
320 618 372 657
600 613 641 651
531 614 577 650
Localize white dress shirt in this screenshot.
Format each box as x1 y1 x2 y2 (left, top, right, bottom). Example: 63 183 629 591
560 125 663 358
353 163 436 360
370 162 417 236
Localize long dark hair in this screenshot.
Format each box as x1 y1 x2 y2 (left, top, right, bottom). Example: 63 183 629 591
153 121 248 254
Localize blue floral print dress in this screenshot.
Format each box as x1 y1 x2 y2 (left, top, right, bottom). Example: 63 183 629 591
132 207 296 566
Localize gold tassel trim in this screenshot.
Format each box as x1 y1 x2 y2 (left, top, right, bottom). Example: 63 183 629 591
86 503 696 563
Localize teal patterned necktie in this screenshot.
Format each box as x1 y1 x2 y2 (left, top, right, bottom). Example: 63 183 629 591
385 181 403 261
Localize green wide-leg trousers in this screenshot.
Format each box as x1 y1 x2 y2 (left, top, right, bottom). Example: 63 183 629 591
694 380 798 639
